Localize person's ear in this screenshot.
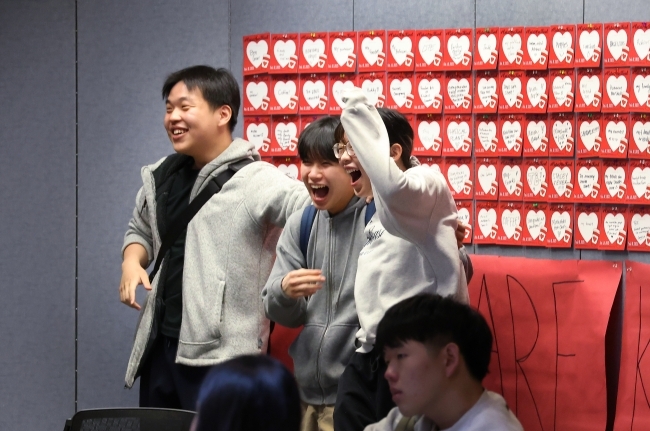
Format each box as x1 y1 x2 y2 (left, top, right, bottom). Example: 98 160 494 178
216 105 232 128
442 343 461 377
389 143 403 162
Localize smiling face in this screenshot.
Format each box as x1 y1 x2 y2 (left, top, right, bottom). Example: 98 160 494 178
301 159 354 215
338 133 374 198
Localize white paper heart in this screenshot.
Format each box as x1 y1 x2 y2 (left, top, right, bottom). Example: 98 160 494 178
246 81 268 109
478 164 497 193
604 166 626 197
477 78 497 107
607 29 628 61
527 121 547 151
332 80 356 109
634 74 650 106
527 33 547 64
447 78 470 108
447 164 470 193
552 31 573 62
502 209 521 239
246 123 269 150
247 40 269 68
552 120 572 150
478 208 497 237
604 213 625 243
458 208 471 225
477 34 497 63
447 121 470 150
606 75 628 107
274 40 297 68
526 210 546 240
390 37 413 65
634 29 650 61
579 30 600 61
632 213 650 244
606 121 627 151
417 121 441 150
278 163 299 180
551 211 571 241
527 165 546 196
303 80 326 108
447 35 470 65
274 81 297 108
502 77 522 107
361 79 384 106
502 34 522 64
578 166 599 197
579 75 600 106
418 78 441 107
552 166 572 196
275 122 298 150
478 121 497 150
579 120 600 151
578 212 599 242
331 38 355 66
527 77 547 107
418 36 441 65
631 167 650 198
552 76 572 106
303 39 326 67
389 79 412 107
361 37 383 65
633 121 650 152
502 121 522 150
501 165 521 194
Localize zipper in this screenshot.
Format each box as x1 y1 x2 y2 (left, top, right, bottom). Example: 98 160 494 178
314 217 334 402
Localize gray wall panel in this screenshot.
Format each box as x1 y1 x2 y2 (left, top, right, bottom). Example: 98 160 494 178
0 0 76 430
476 0 583 27
354 0 474 31
76 0 230 409
585 0 650 23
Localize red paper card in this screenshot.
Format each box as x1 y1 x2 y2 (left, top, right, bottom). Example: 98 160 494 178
498 158 524 201
243 33 271 75
474 27 500 70
300 115 321 133
358 30 387 72
547 203 574 248
499 27 525 70
549 25 576 69
630 67 650 112
629 113 650 158
270 115 300 156
474 201 499 244
413 72 444 113
269 75 300 114
598 205 628 250
442 28 473 71
601 113 629 158
496 201 524 245
548 69 575 112
498 114 524 156
575 69 603 112
299 74 329 114
629 23 650 66
327 32 357 73
603 23 631 67
416 156 445 174
413 114 443 156
576 113 602 158
522 70 549 113
444 158 473 200
575 24 603 68
358 72 387 108
415 29 445 71
627 159 650 204
269 33 300 74
444 71 473 113
271 156 301 181
523 158 549 202
386 73 415 112
549 113 575 157
329 73 358 114
243 75 271 116
523 27 550 70
627 207 650 250
574 204 602 249
456 200 473 244
548 159 575 202
523 115 550 157
387 30 415 71
601 159 628 203
603 68 631 112
442 115 472 157
299 32 329 73
575 159 602 203
244 116 272 155
522 202 548 246
475 158 499 200
499 70 524 113
474 70 499 113
475 115 499 157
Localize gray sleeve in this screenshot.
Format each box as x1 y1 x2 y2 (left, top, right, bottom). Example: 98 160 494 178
261 211 309 328
122 185 154 265
459 246 473 283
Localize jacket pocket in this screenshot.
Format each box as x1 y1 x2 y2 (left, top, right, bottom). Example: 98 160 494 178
317 324 358 390
207 280 226 340
288 324 326 389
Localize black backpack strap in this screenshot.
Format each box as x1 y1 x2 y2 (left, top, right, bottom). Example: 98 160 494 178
365 200 376 225
299 205 318 262
148 158 254 282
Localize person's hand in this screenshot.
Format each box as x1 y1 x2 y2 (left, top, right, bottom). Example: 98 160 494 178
119 260 152 310
365 195 374 204
281 269 325 299
456 220 469 249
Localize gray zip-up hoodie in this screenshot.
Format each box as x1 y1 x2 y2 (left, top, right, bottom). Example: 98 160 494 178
262 196 368 405
122 138 310 388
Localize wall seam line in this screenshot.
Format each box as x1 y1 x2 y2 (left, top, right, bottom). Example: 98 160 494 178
74 0 79 413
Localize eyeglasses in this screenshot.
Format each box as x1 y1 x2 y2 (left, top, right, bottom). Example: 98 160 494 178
332 141 355 159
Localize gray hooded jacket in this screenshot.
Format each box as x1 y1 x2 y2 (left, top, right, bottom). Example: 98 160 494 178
122 138 310 388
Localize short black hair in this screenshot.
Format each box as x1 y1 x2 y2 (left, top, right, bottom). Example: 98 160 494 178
162 65 240 132
333 107 414 168
298 116 340 164
376 294 493 382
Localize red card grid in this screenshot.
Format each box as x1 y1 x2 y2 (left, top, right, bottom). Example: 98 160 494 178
243 75 271 116
474 70 499 113
387 30 415 71
549 113 575 157
386 72 415 112
549 25 576 69
456 200 473 244
358 30 387 72
270 157 302 181
522 70 549 113
269 75 300 115
522 27 550 70
574 204 601 249
601 159 628 204
244 116 272 155
416 156 445 174
628 205 650 251
413 72 444 113
522 202 548 246
413 114 443 156
498 158 523 201
602 68 631 113
444 158 473 200
300 115 321 133
329 73 358 114
523 114 550 157
474 27 500 70
299 32 329 73
576 113 602 158
600 113 629 158
474 201 499 244
243 33 271 75
299 74 329 115
474 115 499 157
358 72 387 108
269 33 300 74
575 158 602 203
630 67 650 112
475 158 499 200
630 23 650 66
627 159 650 204
629 113 650 158
523 158 549 202
499 27 525 70
574 68 603 112
499 70 524 113
498 114 524 157
548 69 575 112
444 71 473 114
598 205 628 250
575 24 603 68
327 32 357 73
442 115 472 157
496 201 524 245
547 203 574 248
270 115 300 156
548 159 575 202
415 29 445 71
443 28 473 71
603 23 631 67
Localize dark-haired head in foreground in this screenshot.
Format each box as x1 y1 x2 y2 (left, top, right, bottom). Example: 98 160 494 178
192 355 301 431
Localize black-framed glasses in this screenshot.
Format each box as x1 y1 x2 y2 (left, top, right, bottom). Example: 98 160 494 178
332 141 355 159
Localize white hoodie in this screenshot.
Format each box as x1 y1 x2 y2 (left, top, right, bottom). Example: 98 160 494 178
340 89 469 353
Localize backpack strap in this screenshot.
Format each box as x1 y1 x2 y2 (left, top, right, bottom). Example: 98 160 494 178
299 205 318 262
365 200 376 225
149 158 254 282
395 415 418 431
